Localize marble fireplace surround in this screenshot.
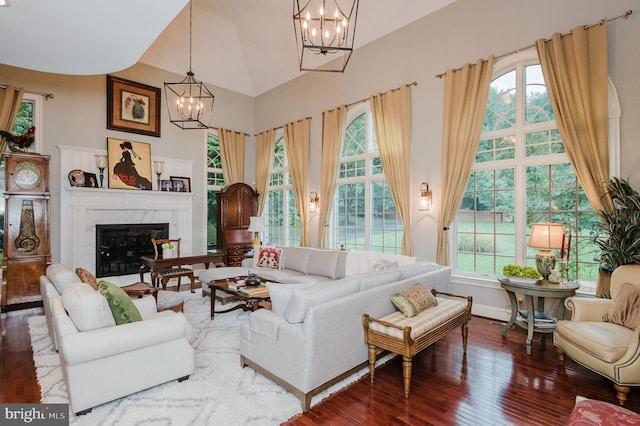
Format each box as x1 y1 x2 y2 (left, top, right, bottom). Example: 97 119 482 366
58 145 194 274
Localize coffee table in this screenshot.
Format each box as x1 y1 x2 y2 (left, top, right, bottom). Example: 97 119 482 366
209 277 270 320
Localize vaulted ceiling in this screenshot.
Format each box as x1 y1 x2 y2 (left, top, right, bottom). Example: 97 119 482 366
0 0 457 97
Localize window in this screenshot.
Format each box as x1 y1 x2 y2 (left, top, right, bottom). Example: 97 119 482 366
331 106 403 253
454 54 600 284
206 132 224 248
264 134 301 246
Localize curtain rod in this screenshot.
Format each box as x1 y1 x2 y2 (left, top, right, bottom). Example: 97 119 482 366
209 126 249 136
435 9 632 79
0 84 54 99
345 81 417 108
255 116 312 136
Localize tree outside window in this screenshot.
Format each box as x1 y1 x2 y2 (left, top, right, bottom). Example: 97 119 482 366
206 133 224 249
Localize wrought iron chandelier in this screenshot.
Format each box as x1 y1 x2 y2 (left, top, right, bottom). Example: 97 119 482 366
164 0 214 130
293 0 359 73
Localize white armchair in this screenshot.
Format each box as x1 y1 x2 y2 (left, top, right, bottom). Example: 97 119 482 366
51 283 194 415
554 264 640 405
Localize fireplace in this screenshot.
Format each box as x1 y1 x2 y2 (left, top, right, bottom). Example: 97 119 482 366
95 223 169 277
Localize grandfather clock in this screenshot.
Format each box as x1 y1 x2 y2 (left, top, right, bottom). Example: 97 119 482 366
1 151 51 311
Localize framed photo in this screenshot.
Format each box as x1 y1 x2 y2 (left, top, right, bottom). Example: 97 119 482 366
170 176 191 193
107 75 161 137
160 179 174 192
107 138 153 190
83 172 99 188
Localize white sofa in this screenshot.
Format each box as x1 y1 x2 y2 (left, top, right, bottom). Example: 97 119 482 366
200 247 452 411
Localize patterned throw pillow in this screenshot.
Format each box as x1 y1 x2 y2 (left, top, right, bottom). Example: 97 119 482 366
98 281 142 325
390 284 438 318
255 247 284 270
75 267 98 290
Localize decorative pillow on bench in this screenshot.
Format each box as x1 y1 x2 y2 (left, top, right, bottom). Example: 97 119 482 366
390 284 438 317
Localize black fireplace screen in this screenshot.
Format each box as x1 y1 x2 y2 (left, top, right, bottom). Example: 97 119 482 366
95 223 169 278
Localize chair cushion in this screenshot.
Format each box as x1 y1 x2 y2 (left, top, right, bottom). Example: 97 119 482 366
157 290 185 312
390 284 438 317
555 320 633 363
75 267 98 290
98 280 143 325
62 282 116 331
603 282 640 330
159 267 193 277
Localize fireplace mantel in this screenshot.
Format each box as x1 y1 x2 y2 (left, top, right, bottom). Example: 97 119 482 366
58 145 194 274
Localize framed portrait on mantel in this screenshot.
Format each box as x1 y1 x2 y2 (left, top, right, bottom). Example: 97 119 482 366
107 138 153 190
107 75 161 137
170 176 191 192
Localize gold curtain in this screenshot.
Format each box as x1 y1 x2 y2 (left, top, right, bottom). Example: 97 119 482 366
283 118 311 247
436 56 494 266
536 21 612 295
256 129 276 216
318 106 347 248
0 85 24 158
218 128 245 185
370 85 413 255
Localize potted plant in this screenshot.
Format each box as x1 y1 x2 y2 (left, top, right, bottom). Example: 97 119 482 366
594 177 640 295
161 242 175 259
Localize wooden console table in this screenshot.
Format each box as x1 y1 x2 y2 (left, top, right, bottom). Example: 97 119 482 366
498 275 579 355
139 251 226 288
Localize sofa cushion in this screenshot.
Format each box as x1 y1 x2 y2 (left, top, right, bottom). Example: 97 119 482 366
46 264 81 294
98 280 143 325
265 282 297 316
284 277 360 323
390 284 438 317
283 247 311 274
75 267 98 290
357 269 402 292
254 246 284 270
62 282 116 331
306 249 340 279
371 258 399 271
603 282 640 330
335 250 348 279
396 262 442 280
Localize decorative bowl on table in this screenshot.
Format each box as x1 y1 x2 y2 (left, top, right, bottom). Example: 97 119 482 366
245 276 261 287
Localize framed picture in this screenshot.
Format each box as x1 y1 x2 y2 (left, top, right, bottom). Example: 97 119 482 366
107 138 153 190
170 176 191 193
160 179 174 192
107 75 161 137
83 172 99 188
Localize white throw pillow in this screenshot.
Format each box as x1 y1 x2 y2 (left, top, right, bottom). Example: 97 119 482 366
47 264 81 294
284 277 360 323
62 282 116 331
306 249 340 279
265 282 297 316
283 247 311 274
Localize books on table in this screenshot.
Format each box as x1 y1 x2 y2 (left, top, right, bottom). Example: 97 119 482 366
240 286 268 295
517 309 556 328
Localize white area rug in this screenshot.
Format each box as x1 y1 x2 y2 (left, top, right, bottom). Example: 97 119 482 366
29 290 393 425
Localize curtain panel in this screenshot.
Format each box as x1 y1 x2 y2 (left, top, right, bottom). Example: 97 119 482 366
0 85 24 159
536 21 612 296
318 106 347 248
284 118 311 247
370 85 413 255
436 56 494 266
218 128 245 185
255 129 276 216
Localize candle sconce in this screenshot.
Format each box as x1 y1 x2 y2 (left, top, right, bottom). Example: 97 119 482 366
153 161 165 191
94 154 107 188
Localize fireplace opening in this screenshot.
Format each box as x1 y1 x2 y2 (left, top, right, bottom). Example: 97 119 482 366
95 223 169 278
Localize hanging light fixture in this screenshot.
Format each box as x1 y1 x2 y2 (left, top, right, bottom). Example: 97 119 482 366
164 0 214 130
293 0 359 73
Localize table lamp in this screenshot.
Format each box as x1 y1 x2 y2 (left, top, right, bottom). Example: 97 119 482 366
248 216 264 247
527 222 564 280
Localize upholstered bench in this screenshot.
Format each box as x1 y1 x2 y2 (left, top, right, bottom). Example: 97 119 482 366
362 290 472 399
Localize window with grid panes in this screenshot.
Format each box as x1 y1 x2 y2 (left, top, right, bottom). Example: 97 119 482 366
206 132 224 248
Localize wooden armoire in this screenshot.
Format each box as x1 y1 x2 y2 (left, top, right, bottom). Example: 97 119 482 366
215 183 257 267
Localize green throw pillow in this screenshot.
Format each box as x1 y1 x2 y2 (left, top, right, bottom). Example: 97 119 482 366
390 284 438 317
98 280 143 325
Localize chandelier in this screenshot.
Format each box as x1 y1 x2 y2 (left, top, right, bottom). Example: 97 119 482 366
164 0 214 130
293 0 359 73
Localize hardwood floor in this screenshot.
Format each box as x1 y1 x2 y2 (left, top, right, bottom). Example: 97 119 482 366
2 307 639 425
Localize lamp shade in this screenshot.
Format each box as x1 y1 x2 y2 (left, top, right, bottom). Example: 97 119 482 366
248 216 265 233
527 223 564 249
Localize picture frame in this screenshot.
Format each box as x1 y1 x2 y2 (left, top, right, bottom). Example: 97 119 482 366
160 179 174 192
107 138 153 190
170 176 191 193
83 172 99 188
107 75 161 137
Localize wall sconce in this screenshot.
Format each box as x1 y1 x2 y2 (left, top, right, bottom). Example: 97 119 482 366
310 192 319 210
419 182 432 211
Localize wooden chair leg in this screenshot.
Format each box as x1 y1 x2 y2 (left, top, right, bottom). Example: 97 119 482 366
176 277 181 292
556 348 565 365
614 383 630 406
402 355 413 399
190 274 196 293
461 322 469 354
368 344 377 383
